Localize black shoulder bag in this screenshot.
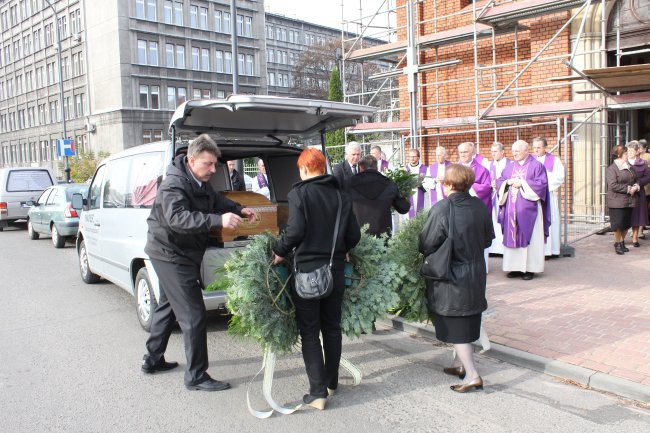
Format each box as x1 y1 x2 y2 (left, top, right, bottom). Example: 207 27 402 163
294 190 342 300
420 202 454 281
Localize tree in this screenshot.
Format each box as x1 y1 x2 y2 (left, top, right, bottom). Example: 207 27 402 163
326 66 345 162
58 151 109 183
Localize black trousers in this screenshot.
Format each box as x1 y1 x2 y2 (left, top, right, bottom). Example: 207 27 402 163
291 267 345 398
145 259 208 385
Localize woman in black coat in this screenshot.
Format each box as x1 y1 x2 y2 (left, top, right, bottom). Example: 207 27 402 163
419 164 494 393
273 148 361 410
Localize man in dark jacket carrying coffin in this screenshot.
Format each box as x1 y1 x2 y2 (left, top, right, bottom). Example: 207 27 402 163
142 134 257 391
348 155 410 237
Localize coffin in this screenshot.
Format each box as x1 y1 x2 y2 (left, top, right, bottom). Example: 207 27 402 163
211 191 279 242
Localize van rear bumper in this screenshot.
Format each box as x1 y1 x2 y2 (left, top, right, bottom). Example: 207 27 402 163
203 290 227 311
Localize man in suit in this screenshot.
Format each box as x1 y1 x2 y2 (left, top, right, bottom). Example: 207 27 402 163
333 141 361 190
227 160 246 191
348 155 410 237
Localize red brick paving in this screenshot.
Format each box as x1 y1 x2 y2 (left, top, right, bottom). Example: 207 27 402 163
485 232 650 386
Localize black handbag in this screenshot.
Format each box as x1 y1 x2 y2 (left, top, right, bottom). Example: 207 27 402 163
420 201 454 281
294 190 342 300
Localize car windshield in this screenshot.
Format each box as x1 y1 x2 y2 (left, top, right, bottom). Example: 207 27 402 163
64 185 88 201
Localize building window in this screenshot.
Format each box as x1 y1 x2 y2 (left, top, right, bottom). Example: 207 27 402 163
224 51 232 73
44 22 53 46
75 94 84 117
236 14 243 36
175 45 185 68
136 0 145 19
267 49 274 63
165 43 174 66
266 25 273 39
245 16 252 37
146 0 157 21
143 129 163 144
189 5 198 28
201 48 210 71
238 53 245 75
151 85 160 109
166 87 186 108
58 15 68 38
174 1 183 26
214 10 222 32
140 85 160 109
202 89 210 99
191 47 199 70
163 1 172 24
215 50 223 72
137 39 147 64
137 40 158 65
149 41 158 66
70 9 82 34
140 85 149 108
268 72 275 86
223 12 231 33
246 54 253 76
193 89 201 100
199 7 208 30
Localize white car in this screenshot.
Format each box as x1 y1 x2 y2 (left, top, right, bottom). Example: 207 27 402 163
72 95 374 331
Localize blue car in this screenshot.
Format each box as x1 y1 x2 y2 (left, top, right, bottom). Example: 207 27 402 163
27 184 88 248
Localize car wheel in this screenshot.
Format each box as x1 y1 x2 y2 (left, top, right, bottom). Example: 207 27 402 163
51 224 66 248
28 220 39 240
79 239 100 284
135 268 157 332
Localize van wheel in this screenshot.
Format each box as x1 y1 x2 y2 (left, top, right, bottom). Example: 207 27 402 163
51 224 66 248
28 220 39 240
135 268 157 332
79 240 100 283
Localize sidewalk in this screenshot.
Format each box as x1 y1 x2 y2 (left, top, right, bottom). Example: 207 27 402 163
385 232 650 403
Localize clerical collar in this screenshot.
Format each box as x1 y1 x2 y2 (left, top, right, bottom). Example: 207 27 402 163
517 158 527 165
461 161 471 167
629 158 637 165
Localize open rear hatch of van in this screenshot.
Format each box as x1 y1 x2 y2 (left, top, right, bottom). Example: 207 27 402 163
168 95 376 157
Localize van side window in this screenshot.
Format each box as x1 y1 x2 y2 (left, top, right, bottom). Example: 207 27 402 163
88 165 106 210
103 157 131 208
128 152 165 208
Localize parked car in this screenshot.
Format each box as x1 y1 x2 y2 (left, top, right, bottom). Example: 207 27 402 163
72 95 375 331
27 183 88 248
0 167 56 231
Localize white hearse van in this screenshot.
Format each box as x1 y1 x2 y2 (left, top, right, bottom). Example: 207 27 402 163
0 167 56 231
73 95 374 331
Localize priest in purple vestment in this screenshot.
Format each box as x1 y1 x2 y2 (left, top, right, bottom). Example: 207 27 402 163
458 142 492 209
424 146 450 206
497 140 551 281
405 148 428 219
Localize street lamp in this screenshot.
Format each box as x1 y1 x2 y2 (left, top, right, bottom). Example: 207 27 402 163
44 0 70 182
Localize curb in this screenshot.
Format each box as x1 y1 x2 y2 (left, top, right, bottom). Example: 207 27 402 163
378 316 650 404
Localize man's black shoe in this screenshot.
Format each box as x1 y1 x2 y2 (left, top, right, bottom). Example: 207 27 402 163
506 271 523 278
522 272 534 281
141 357 179 374
185 377 231 392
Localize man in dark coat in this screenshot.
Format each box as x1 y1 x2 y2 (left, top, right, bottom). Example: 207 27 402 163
332 141 361 191
227 160 247 191
143 134 257 391
348 155 410 236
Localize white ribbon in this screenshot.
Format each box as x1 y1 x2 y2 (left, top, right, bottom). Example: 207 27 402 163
246 344 363 418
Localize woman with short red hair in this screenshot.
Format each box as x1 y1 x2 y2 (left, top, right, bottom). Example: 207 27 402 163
273 148 360 410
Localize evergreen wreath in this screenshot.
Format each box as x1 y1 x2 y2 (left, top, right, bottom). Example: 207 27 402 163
385 168 420 199
387 211 432 323
217 229 401 354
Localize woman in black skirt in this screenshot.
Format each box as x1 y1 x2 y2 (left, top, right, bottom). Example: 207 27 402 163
606 145 640 255
419 164 494 393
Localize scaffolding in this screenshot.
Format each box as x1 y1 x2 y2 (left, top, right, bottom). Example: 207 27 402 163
340 0 650 247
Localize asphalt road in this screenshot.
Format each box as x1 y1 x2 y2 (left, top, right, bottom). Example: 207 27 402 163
0 226 648 433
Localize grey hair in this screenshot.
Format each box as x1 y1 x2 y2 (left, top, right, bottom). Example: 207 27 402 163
512 139 529 151
346 141 361 154
626 140 640 151
188 134 221 158
359 155 378 171
491 142 504 151
532 137 548 148
639 139 647 149
458 142 475 151
370 145 382 153
435 146 448 155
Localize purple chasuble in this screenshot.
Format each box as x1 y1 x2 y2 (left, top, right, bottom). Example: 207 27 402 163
497 155 551 248
542 153 555 172
474 153 485 166
429 161 450 205
407 163 428 218
257 173 268 189
469 159 492 209
380 159 389 172
490 158 512 208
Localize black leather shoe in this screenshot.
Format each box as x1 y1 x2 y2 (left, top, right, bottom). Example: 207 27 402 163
633 242 640 248
615 242 624 255
185 377 231 392
141 357 179 374
522 272 534 281
507 271 523 278
621 242 630 252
